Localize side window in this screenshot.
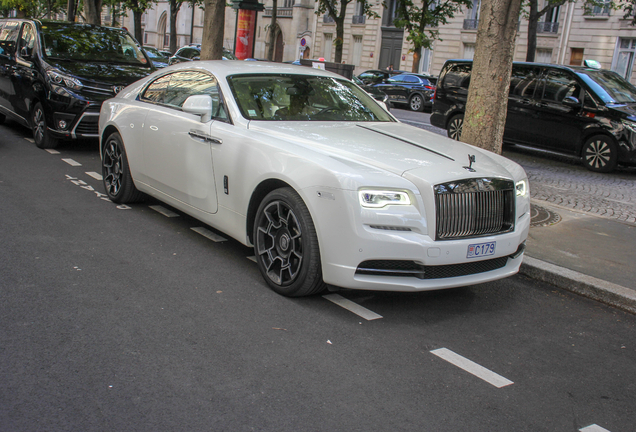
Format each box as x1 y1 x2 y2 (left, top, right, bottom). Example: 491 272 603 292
141 74 171 103
403 76 419 84
541 70 581 103
441 64 471 91
0 21 21 57
509 66 541 99
18 23 36 58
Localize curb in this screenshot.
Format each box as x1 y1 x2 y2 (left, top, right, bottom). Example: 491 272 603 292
519 256 636 315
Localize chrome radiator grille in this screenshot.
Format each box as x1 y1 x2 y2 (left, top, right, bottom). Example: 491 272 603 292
434 178 515 240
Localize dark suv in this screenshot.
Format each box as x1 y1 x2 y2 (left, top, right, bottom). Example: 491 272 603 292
431 60 636 172
0 19 155 148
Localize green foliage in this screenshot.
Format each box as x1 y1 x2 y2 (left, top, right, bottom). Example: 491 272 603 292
393 0 473 52
1 0 66 18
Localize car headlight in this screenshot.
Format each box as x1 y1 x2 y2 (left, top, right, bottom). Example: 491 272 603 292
359 189 411 208
515 179 529 197
46 70 83 91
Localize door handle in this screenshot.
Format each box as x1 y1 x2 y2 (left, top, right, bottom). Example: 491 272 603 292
188 130 222 144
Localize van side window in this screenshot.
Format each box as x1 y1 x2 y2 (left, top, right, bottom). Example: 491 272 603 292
510 67 540 98
441 64 471 90
541 70 581 103
0 21 21 57
18 23 36 58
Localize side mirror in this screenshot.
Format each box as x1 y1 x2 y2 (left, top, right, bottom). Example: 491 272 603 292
20 46 32 60
562 96 581 108
183 95 214 122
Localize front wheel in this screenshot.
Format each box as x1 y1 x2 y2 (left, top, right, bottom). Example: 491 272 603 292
102 132 143 203
253 188 326 297
32 102 58 149
447 114 464 141
582 135 618 173
409 94 424 112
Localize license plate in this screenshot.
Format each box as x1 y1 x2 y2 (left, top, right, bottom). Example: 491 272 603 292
467 241 496 258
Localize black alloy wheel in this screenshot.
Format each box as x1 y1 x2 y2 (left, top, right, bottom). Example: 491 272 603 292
253 188 325 297
32 102 58 149
447 114 464 141
409 94 424 112
582 135 618 173
102 132 143 203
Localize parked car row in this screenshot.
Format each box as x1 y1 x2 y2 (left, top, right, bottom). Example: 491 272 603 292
357 69 437 112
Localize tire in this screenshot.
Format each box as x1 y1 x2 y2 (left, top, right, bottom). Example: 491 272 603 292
447 114 464 141
581 135 618 173
32 102 58 149
102 132 143 204
253 188 326 297
409 94 424 112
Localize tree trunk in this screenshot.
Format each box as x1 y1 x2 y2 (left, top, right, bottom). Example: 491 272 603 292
200 0 225 60
334 17 344 63
134 10 143 45
460 0 523 154
412 48 420 73
67 0 76 22
170 1 181 54
85 0 103 25
267 0 278 61
526 0 538 62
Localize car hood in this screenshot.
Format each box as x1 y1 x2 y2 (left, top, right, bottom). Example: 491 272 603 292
606 102 636 121
45 59 154 86
248 122 516 183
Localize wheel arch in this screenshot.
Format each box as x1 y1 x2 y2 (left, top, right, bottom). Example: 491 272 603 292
577 129 618 157
100 124 121 158
246 178 294 245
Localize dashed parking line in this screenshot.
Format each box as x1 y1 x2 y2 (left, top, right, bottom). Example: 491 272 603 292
580 425 612 432
24 137 34 143
247 256 257 263
323 293 383 320
431 348 513 388
191 227 227 242
62 158 81 167
150 205 180 218
45 149 60 154
86 172 103 181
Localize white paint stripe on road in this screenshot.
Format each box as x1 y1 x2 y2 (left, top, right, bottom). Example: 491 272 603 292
191 227 227 242
149 205 180 218
25 138 34 143
322 294 383 321
431 348 513 388
62 158 81 167
247 256 257 263
45 149 60 154
86 172 103 181
580 425 612 432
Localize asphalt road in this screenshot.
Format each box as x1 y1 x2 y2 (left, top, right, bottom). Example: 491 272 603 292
1 119 635 432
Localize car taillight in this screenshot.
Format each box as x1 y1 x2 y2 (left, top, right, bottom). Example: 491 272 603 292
433 87 438 100
425 85 435 90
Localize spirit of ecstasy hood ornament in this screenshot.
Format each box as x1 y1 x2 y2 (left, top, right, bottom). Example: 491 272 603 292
463 154 476 172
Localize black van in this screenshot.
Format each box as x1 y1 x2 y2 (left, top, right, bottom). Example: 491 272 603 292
0 19 155 148
430 60 636 172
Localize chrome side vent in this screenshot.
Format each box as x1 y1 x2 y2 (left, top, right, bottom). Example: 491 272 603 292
434 178 515 240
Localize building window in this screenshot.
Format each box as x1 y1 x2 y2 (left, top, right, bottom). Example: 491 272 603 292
353 1 365 24
591 0 611 16
612 38 636 79
463 43 475 60
536 48 553 63
144 32 148 44
463 0 480 30
570 48 584 66
323 33 333 62
352 35 363 66
538 4 559 33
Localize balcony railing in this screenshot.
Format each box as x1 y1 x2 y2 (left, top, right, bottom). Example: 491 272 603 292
263 7 293 18
323 14 335 23
537 21 559 33
463 19 478 30
352 15 365 24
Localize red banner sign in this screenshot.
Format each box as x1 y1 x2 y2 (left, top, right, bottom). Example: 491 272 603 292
235 9 256 60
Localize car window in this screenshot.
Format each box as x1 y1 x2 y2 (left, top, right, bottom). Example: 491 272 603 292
390 75 406 83
228 74 393 122
441 64 471 90
17 23 36 57
403 75 419 84
509 66 541 99
578 69 636 104
541 70 581 103
0 21 21 56
178 47 199 59
142 70 228 120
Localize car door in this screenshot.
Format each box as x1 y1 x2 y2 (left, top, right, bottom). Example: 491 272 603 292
0 21 21 120
141 70 224 214
531 68 588 153
504 65 543 145
13 21 37 120
376 75 408 105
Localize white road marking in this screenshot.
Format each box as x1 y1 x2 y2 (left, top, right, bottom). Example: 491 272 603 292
86 172 103 180
247 256 257 263
322 294 383 321
25 138 34 143
580 425 612 432
431 348 513 388
191 227 227 242
149 205 180 218
45 149 60 154
62 158 81 167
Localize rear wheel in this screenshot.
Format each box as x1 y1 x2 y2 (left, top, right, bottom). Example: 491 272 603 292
32 102 58 149
253 188 326 297
581 135 618 173
409 94 424 112
102 132 143 203
447 114 464 141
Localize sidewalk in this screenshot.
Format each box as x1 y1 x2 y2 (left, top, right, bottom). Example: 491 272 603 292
520 201 636 314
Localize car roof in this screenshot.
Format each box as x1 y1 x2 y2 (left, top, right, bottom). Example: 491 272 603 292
443 59 603 74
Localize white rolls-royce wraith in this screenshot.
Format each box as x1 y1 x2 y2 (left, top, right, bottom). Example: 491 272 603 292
98 61 530 297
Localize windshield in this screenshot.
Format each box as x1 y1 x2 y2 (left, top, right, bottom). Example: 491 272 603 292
40 22 149 66
228 74 394 122
578 69 636 104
